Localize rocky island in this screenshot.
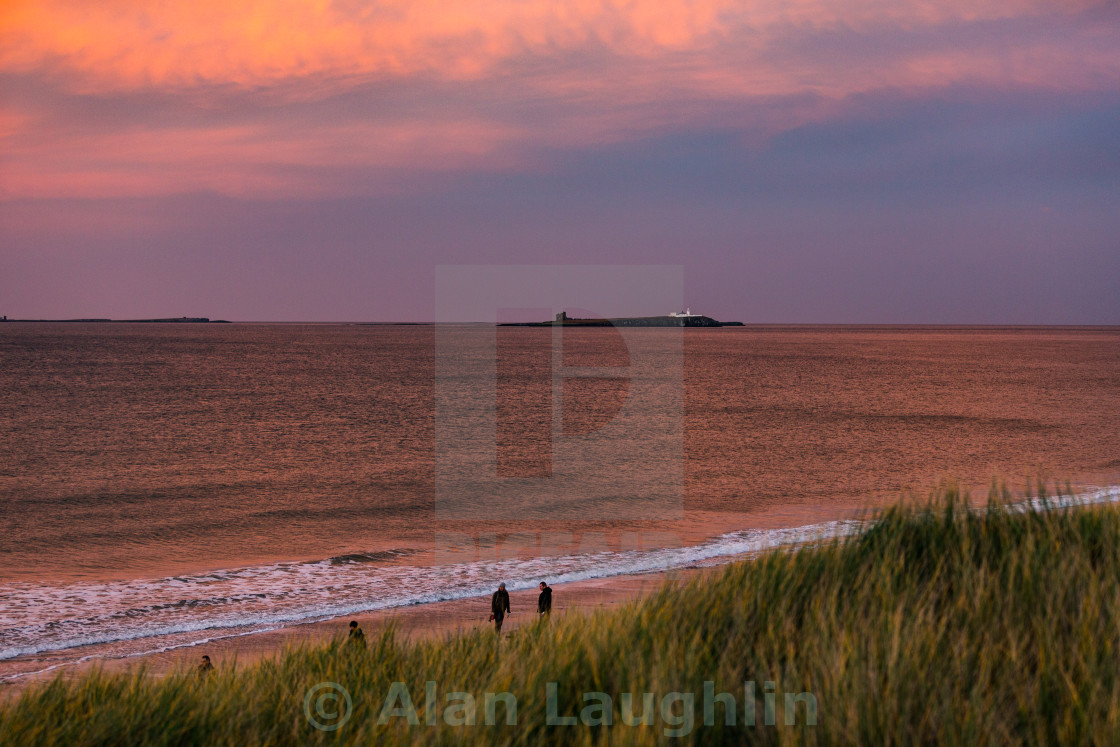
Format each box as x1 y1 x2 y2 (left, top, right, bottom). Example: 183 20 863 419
503 310 744 327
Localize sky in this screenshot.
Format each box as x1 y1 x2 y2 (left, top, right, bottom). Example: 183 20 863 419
1 0 1118 323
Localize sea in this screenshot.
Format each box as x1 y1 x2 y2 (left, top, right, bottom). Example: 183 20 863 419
2 323 1118 681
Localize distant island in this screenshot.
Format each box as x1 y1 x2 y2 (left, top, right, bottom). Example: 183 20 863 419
502 310 744 328
0 317 230 323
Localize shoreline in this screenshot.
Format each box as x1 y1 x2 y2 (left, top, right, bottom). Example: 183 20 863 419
0 565 712 698
0 498 878 693
9 487 1120 742
6 483 1120 698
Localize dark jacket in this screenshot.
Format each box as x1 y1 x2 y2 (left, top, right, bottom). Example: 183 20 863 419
538 586 552 614
492 588 510 617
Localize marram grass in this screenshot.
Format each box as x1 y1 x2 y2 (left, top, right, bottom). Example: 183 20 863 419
6 486 1120 745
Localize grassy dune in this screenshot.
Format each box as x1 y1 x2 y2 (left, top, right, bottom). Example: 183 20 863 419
6 486 1120 744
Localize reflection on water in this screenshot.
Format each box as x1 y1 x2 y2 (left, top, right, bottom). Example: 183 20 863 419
1 323 1118 672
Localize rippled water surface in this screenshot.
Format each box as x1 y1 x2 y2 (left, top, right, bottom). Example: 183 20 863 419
2 323 1118 676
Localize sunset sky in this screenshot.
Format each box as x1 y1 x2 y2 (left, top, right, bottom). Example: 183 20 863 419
1 0 1117 322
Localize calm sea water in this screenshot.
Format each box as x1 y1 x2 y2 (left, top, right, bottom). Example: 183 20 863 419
2 324 1118 678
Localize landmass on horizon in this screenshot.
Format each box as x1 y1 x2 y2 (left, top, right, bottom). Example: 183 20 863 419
0 312 744 326
0 317 229 324
502 310 744 327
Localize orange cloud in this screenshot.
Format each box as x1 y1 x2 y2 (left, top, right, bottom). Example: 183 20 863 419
1 0 1116 200
1 0 1108 93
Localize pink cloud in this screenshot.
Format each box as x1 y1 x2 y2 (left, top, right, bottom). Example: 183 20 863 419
1 0 1116 200
2 0 1110 93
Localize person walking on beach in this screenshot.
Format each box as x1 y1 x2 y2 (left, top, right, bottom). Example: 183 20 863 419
491 582 511 633
347 620 366 647
538 581 552 618
198 655 214 675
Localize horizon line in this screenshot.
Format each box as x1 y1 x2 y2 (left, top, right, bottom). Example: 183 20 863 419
2 319 1119 329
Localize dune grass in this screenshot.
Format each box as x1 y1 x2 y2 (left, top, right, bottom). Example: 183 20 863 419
6 484 1120 744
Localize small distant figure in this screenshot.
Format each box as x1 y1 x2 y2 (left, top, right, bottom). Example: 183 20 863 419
347 620 366 646
198 655 214 675
538 582 552 617
491 582 511 633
